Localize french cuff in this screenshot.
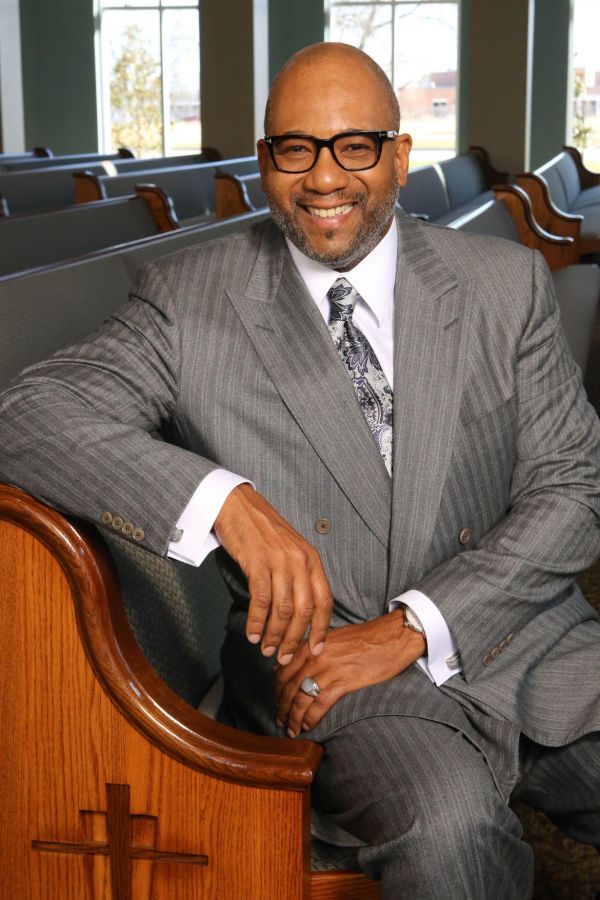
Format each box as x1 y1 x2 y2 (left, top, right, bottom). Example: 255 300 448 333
389 588 462 686
167 468 253 567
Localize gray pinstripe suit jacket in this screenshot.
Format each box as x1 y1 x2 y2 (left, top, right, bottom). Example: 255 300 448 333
1 212 600 792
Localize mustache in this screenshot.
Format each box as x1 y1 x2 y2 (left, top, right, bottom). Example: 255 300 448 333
293 191 365 205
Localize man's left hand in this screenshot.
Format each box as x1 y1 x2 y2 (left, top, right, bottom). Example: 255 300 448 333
274 611 426 736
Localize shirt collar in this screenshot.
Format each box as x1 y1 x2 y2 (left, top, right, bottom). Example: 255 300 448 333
285 217 398 327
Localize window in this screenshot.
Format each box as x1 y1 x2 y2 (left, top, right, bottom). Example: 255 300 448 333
571 0 600 172
96 0 201 158
326 1 459 169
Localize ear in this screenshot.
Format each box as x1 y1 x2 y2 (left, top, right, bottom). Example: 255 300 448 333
257 138 270 186
394 132 412 188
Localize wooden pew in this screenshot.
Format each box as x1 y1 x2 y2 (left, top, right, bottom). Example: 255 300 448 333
397 146 508 225
0 194 171 277
0 209 269 389
516 146 600 257
74 156 259 224
448 184 600 374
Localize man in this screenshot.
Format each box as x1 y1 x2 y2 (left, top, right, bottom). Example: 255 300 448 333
1 43 600 898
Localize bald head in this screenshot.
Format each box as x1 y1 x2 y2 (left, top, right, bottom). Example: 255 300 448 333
264 43 400 135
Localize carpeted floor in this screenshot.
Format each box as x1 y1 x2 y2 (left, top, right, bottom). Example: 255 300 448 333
518 292 600 899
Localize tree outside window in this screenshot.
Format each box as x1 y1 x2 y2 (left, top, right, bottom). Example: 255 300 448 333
97 0 201 158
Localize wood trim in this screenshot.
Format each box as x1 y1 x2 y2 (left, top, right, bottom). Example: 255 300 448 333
563 145 600 190
73 170 105 203
468 145 509 185
0 485 323 790
135 184 180 232
515 173 582 246
492 184 578 269
215 173 253 219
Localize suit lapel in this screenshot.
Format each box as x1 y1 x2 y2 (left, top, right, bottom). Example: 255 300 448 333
226 224 392 546
386 214 474 600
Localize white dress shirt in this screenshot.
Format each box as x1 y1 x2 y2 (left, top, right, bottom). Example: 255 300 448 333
168 218 461 685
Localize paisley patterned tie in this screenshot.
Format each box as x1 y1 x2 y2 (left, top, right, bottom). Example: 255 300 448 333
327 277 393 476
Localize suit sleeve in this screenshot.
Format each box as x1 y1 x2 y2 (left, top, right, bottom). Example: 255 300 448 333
415 250 600 683
0 261 219 555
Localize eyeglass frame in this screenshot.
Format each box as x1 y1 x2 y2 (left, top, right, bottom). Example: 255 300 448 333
263 130 399 174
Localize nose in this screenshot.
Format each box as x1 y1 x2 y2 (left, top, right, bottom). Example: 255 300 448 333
302 146 351 194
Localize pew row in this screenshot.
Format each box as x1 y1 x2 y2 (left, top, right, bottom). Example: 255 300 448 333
448 185 600 374
0 195 184 277
516 146 600 257
0 147 134 172
74 157 260 224
398 146 508 225
0 151 222 216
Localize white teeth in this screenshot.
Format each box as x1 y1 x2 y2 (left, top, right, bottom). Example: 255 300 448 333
306 203 353 218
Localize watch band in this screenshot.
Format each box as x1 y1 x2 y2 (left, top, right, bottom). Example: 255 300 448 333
402 604 425 635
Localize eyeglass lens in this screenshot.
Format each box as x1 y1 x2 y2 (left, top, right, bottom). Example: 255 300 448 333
271 133 381 172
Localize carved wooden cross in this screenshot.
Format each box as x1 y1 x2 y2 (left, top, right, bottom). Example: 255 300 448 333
32 783 207 899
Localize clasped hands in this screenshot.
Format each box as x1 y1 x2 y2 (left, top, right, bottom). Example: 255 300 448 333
214 484 426 736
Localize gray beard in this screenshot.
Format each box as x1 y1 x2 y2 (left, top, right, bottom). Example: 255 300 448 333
265 181 400 271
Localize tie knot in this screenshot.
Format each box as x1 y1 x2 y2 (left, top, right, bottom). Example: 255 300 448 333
327 277 358 324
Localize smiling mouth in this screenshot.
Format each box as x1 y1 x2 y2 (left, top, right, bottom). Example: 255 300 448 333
304 203 354 219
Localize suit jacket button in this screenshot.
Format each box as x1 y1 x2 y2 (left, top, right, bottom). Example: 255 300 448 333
490 646 500 659
506 632 514 644
482 653 492 667
315 517 331 534
132 527 145 542
112 515 124 530
122 521 134 535
459 527 472 545
499 638 508 652
101 511 113 525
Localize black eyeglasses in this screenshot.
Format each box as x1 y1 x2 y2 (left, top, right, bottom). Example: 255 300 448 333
263 130 398 173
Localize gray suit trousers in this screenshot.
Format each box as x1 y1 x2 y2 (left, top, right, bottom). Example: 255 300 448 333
312 715 600 900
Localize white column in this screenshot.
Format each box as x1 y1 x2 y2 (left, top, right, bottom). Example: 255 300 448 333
0 0 25 152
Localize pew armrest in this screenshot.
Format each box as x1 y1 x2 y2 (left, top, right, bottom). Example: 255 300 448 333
492 184 579 269
563 145 600 190
135 183 180 232
73 170 106 203
215 172 254 219
515 172 583 248
468 145 510 186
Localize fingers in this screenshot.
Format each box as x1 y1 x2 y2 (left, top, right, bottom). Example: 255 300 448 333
215 487 333 663
260 552 333 664
277 672 341 737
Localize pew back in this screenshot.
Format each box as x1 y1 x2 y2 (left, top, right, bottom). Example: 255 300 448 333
0 164 107 214
0 196 162 277
0 209 269 390
95 157 259 221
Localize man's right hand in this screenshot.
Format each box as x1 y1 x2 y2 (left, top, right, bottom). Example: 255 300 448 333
213 483 333 665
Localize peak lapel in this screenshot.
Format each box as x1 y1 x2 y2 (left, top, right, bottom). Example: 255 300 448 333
387 215 473 599
226 226 391 546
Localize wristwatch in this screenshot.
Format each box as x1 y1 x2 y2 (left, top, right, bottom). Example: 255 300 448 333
401 604 425 635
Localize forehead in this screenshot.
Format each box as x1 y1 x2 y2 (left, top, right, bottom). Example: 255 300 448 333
268 57 390 136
